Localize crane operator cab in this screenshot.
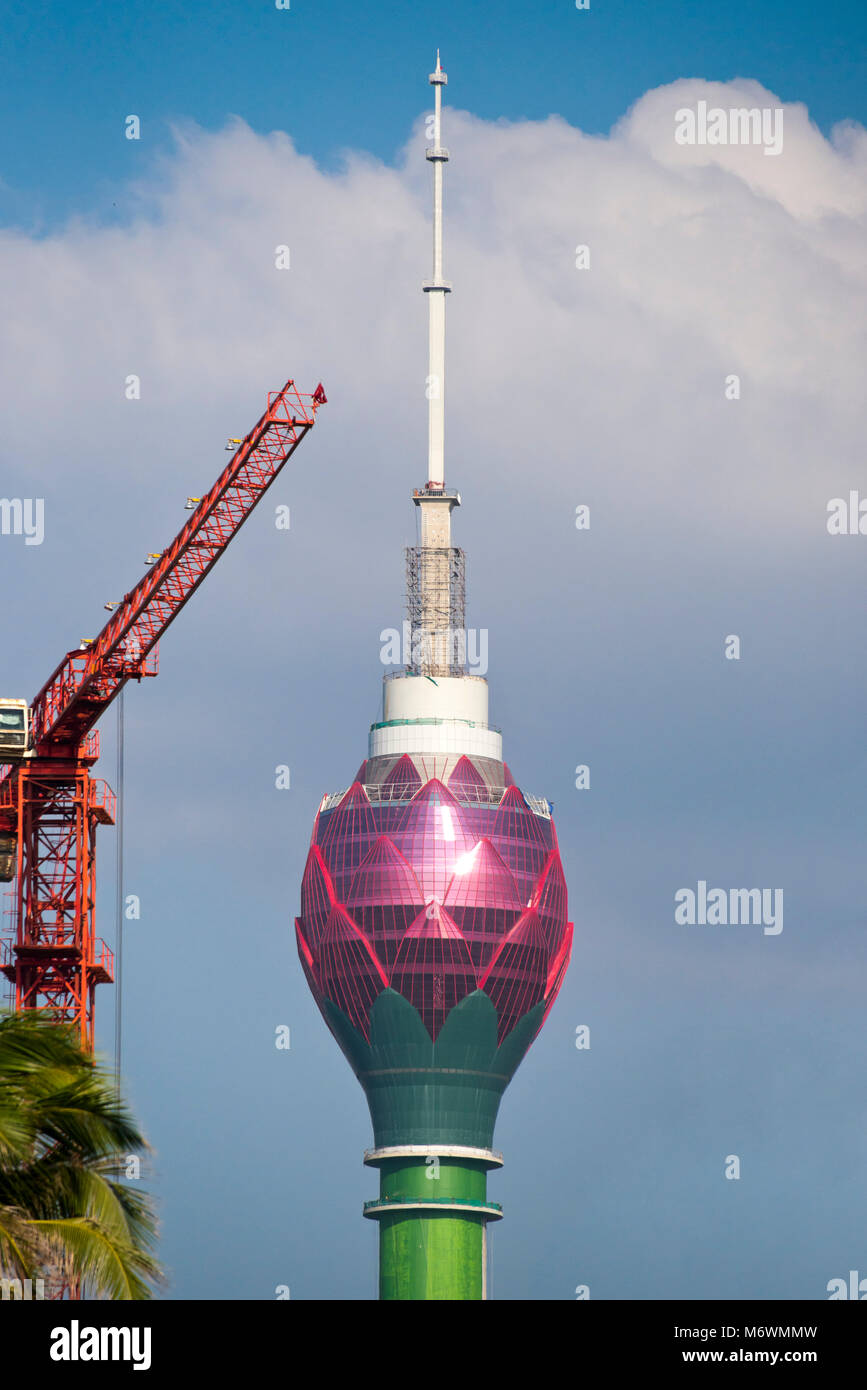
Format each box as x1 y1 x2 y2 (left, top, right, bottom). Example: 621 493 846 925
0 834 14 882
0 701 30 882
0 699 32 760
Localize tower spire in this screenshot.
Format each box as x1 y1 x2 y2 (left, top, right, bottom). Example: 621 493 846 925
411 52 463 679
424 50 450 486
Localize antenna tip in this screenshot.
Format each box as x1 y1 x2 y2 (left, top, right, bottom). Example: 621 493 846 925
429 49 447 84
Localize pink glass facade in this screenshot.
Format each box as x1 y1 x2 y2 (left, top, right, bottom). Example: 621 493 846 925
297 756 573 1046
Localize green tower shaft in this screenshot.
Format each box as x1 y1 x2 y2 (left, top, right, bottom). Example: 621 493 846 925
363 1149 502 1300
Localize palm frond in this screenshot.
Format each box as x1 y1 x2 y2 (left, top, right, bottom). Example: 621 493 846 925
0 1009 163 1298
30 1217 159 1301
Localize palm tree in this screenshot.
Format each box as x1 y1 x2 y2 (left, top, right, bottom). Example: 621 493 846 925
0 1010 162 1299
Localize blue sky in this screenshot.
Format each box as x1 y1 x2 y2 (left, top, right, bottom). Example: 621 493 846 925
1 0 866 1303
1 0 865 227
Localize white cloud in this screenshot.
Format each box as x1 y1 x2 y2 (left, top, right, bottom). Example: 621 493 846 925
616 78 867 220
0 81 862 534
0 77 864 771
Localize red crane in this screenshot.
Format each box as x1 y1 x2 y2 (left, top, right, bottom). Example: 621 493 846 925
0 377 326 1051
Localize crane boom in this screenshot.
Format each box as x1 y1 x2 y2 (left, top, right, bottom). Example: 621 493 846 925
31 377 325 753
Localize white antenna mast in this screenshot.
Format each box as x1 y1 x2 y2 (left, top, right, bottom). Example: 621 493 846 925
424 50 450 486
410 52 462 680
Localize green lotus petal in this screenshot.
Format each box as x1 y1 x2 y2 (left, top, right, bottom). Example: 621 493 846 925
315 986 543 1151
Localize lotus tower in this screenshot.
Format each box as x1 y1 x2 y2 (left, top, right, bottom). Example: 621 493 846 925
295 54 572 1300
